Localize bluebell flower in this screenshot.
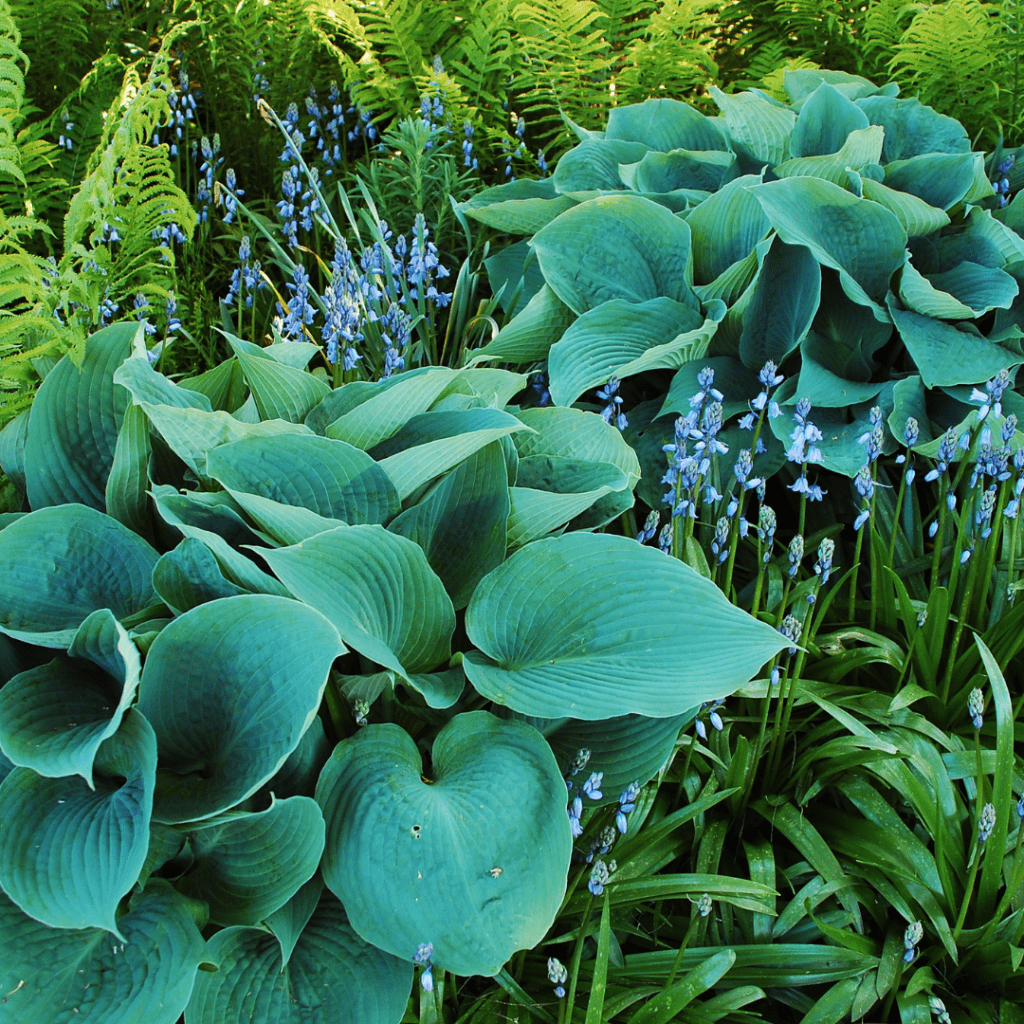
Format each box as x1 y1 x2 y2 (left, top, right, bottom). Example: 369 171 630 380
565 748 591 779
597 377 628 430
547 958 568 999
582 772 604 800
281 264 317 341
537 149 548 175
711 516 729 564
814 538 835 584
222 167 243 223
697 894 713 917
277 167 300 246
993 155 1015 207
657 522 673 553
853 464 875 531
165 293 181 333
133 293 157 336
779 614 802 655
770 665 781 687
637 510 659 544
788 534 804 578
616 782 641 834
924 428 957 483
567 794 584 838
787 399 826 498
586 825 616 863
531 371 551 407
414 942 434 992
758 505 777 562
58 118 74 151
903 921 923 963
971 369 1012 421
588 858 614 896
929 997 952 1024
968 687 985 730
979 802 996 842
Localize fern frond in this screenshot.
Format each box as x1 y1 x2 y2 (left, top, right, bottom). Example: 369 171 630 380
889 0 1002 144
8 0 90 113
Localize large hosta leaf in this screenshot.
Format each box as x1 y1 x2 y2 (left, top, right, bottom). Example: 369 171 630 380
225 335 331 423
458 178 577 234
206 433 400 525
387 442 509 610
530 194 697 314
463 534 787 719
606 98 729 152
316 712 571 976
0 881 207 1024
0 609 140 782
136 595 344 823
751 177 906 316
258 525 454 679
185 888 411 1024
0 504 159 647
547 298 703 406
24 321 137 511
0 709 155 934
176 796 325 926
709 87 795 167
152 537 248 615
685 175 771 285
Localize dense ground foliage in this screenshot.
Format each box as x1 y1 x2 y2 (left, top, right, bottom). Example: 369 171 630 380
1 2 1024 1023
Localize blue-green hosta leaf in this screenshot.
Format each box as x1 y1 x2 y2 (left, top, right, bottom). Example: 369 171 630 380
0 504 159 647
222 490 342 546
785 69 888 105
206 433 400 525
751 177 907 316
547 298 703 406
180 358 248 412
0 409 30 495
113 354 213 412
530 195 697 315
887 296 1024 388
463 534 787 719
709 87 795 167
152 537 248 615
485 237 545 315
136 595 344 823
855 95 970 162
889 376 937 448
660 357 761 421
739 236 821 369
105 402 155 542
774 126 884 185
177 796 325 926
523 711 695 809
0 880 207 1024
606 98 729 152
259 340 322 369
964 205 1024 267
458 178 577 234
24 321 137 511
612 304 725 379
151 485 292 597
507 483 619 550
685 175 770 284
628 149 737 193
448 368 529 409
224 335 330 423
377 408 530 500
265 875 322 967
325 368 456 450
789 82 871 157
514 407 641 489
259 525 454 680
924 262 1018 317
184 888 411 1024
694 246 761 307
387 442 509 610
882 152 989 211
860 179 949 236
0 709 155 934
551 138 646 194
796 332 885 407
251 716 332 805
465 283 576 366
139 403 311 482
0 610 140 782
316 712 571 977
403 665 467 709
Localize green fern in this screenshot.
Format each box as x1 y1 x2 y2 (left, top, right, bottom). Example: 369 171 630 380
8 0 91 116
889 0 1003 145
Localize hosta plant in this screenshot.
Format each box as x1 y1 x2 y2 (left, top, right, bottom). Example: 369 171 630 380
459 67 1024 512
0 321 788 1021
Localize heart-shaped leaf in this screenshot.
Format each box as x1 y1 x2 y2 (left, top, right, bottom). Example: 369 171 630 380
0 504 160 647
464 534 787 719
24 321 137 511
316 712 571 976
136 594 344 823
152 537 248 615
0 879 207 1024
531 194 697 315
176 795 325 926
184 888 412 1024
0 709 156 934
0 609 141 782
258 525 454 679
685 174 771 285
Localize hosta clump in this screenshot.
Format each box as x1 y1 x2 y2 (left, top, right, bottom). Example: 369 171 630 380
0 323 787 1021
459 68 1024 509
